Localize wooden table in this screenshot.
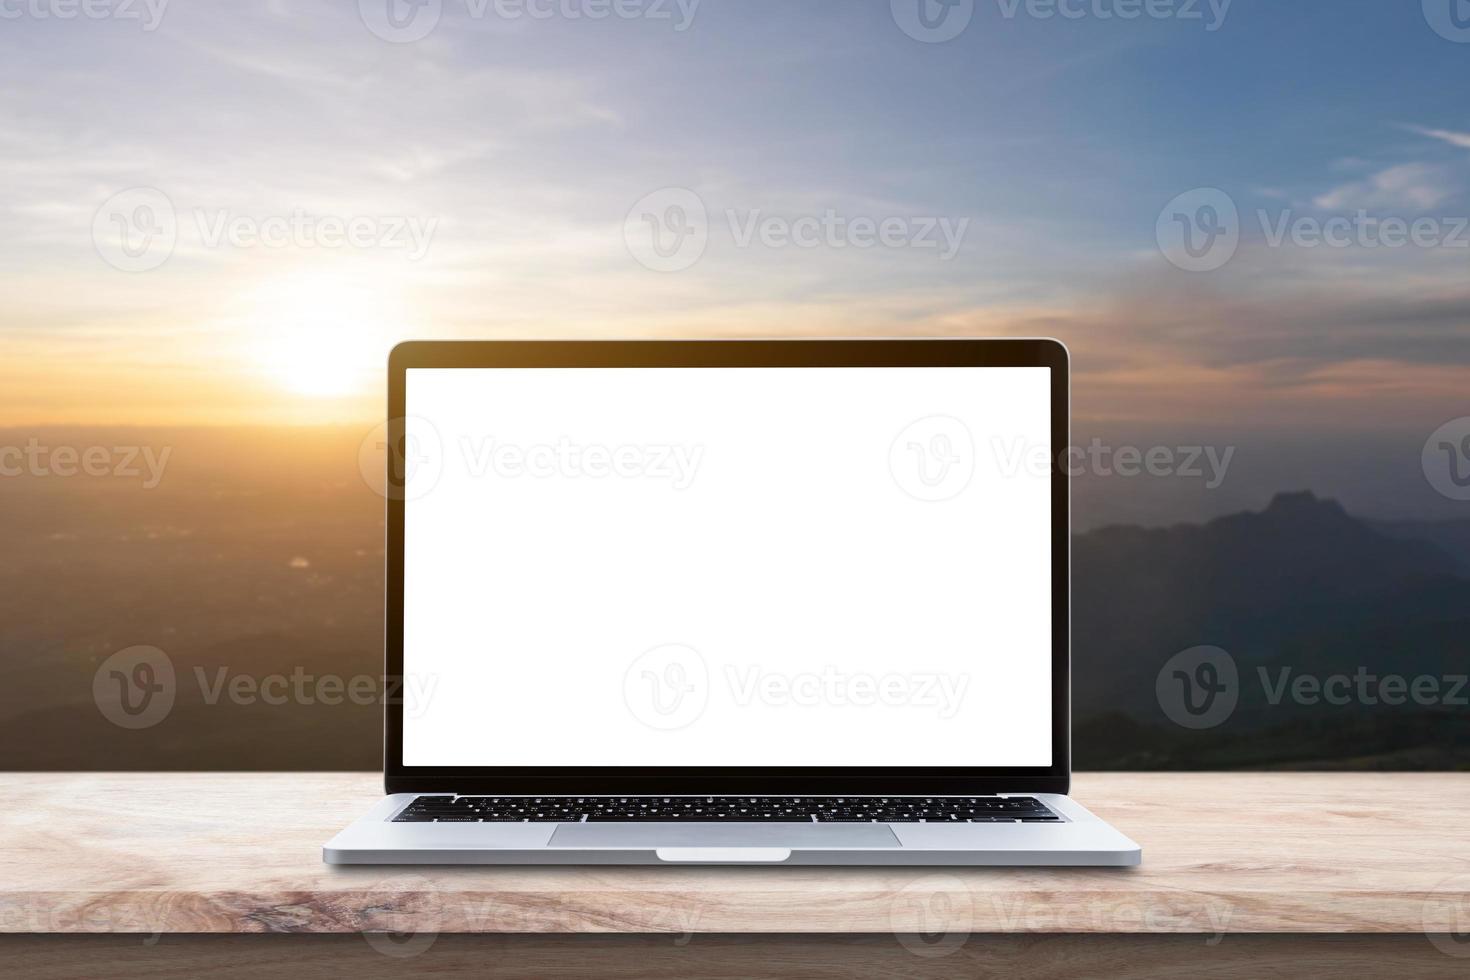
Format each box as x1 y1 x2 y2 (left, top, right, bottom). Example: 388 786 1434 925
4 772 1469 977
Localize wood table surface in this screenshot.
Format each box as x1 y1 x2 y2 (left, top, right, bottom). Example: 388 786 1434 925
4 771 1469 939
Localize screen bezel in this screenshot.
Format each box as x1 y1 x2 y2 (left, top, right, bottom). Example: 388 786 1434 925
384 339 1070 796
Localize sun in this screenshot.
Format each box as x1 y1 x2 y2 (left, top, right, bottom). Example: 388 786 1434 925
250 274 402 399
272 328 367 398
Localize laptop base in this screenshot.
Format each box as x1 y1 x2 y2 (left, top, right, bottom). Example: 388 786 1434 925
324 793 1141 866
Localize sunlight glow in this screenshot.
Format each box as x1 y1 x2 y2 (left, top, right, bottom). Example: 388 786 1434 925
250 274 401 399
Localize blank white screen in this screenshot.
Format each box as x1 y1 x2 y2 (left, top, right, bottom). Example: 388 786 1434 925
402 366 1052 767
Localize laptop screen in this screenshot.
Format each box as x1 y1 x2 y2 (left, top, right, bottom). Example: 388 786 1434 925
401 365 1052 768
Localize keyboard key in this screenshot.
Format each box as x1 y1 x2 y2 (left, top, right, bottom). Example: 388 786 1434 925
393 796 1061 823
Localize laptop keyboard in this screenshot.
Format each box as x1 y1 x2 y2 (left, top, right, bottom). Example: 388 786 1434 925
392 795 1062 823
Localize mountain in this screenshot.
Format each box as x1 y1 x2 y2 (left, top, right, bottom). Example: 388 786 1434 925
1370 518 1470 575
1073 492 1470 769
2 437 1466 771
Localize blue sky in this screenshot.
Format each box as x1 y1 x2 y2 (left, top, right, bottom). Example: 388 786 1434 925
0 0 1467 519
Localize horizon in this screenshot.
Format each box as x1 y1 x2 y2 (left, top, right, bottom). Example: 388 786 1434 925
0 420 1461 531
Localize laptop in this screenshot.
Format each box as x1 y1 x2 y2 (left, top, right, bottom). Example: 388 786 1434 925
324 338 1140 866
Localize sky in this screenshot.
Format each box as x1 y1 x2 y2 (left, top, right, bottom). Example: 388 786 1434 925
1 0 1468 520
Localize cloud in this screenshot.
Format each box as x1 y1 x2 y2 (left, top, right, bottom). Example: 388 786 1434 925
1312 163 1454 212
893 273 1470 430
1406 125 1470 151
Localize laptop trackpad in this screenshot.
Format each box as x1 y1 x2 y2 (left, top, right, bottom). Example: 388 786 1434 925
549 822 900 849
